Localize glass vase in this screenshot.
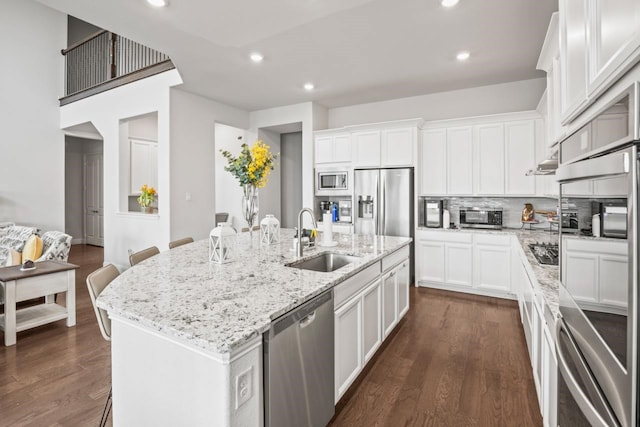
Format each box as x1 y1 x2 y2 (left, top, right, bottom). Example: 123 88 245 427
242 184 259 244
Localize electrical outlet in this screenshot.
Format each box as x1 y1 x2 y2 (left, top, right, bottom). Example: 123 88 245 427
235 366 253 409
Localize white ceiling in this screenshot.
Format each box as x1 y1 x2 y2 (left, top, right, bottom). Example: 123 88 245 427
38 0 557 111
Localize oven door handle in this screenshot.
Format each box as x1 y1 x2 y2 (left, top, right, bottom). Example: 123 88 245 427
555 320 618 427
556 149 629 183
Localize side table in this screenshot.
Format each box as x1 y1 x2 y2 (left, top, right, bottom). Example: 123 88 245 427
0 261 79 346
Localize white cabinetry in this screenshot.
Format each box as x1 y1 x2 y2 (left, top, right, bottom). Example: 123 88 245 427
334 293 362 400
334 247 410 402
314 133 351 164
416 230 511 298
473 234 512 293
420 113 542 197
474 124 504 194
352 130 381 167
381 127 415 166
130 139 158 194
561 237 628 311
558 0 640 123
420 129 447 195
505 121 536 195
446 127 473 195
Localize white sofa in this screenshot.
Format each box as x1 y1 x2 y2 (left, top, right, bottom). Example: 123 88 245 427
0 226 72 267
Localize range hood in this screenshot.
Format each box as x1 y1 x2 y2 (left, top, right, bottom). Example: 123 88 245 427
526 151 558 176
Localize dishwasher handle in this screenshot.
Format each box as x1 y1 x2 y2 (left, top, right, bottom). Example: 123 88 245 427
268 290 333 338
299 311 316 328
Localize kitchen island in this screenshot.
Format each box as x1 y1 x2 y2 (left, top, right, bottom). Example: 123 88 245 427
97 229 411 426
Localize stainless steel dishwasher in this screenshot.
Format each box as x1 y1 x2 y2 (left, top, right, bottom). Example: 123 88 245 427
264 289 334 427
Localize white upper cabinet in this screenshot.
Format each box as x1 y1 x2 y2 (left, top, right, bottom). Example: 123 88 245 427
560 0 589 123
558 0 640 124
505 120 536 195
474 123 505 195
420 129 447 195
589 0 640 98
381 127 415 166
352 125 417 168
446 127 473 195
420 113 541 197
314 133 351 164
352 130 381 167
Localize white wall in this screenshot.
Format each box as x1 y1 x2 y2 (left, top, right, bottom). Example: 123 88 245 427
0 0 66 232
170 89 249 240
249 103 323 228
327 78 546 128
214 123 247 231
280 132 303 228
60 69 182 270
256 129 281 223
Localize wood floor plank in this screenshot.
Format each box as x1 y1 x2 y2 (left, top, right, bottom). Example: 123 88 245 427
330 287 543 427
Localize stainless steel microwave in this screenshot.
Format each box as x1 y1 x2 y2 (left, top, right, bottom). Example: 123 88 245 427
315 168 350 196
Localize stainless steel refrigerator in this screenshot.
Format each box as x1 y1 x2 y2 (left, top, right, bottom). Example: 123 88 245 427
354 168 414 280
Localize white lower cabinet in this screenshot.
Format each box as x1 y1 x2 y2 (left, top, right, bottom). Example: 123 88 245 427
334 293 362 401
334 251 410 402
362 280 382 363
382 270 398 338
416 230 510 297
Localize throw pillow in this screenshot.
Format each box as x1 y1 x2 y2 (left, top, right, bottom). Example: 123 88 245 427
6 249 21 267
22 235 43 263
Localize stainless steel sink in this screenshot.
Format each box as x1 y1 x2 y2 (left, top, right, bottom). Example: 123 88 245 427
286 252 360 273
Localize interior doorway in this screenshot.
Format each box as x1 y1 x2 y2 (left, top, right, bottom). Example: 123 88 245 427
279 131 302 228
64 122 104 247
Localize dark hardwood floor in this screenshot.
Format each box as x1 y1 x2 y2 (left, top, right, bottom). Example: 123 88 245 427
1 247 541 426
0 245 111 427
330 288 543 427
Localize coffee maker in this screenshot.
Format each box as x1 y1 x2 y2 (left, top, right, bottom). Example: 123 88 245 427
422 199 444 228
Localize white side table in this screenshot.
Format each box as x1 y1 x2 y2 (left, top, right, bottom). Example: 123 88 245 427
0 261 78 346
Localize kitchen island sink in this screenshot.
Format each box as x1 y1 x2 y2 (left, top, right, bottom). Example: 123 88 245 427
286 252 361 273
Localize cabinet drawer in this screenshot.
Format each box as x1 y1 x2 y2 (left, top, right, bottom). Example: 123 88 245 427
334 262 381 309
563 236 627 255
382 245 410 272
474 233 512 246
419 230 472 244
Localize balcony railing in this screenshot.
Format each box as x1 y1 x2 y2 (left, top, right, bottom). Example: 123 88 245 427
60 30 174 105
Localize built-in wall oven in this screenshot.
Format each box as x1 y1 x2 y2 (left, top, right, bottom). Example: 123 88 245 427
556 83 638 426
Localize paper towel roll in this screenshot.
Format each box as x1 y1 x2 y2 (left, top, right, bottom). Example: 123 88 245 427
323 213 333 244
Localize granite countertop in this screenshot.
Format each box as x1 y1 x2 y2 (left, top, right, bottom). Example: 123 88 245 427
97 229 411 355
416 226 560 316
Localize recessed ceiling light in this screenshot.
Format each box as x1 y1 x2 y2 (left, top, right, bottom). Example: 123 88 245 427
250 53 264 63
456 51 470 61
146 0 168 7
441 0 459 7
304 83 315 91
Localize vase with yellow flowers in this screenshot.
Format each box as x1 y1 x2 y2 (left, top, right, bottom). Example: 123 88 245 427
137 184 157 213
221 138 278 243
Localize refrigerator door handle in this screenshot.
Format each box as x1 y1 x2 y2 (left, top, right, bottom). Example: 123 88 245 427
379 171 385 235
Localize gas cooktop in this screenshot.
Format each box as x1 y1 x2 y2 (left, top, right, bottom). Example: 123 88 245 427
528 243 559 266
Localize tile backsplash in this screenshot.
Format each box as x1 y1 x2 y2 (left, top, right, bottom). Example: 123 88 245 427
422 197 595 230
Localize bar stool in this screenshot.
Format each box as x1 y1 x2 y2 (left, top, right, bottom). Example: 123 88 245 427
129 246 160 266
168 237 194 249
86 264 120 427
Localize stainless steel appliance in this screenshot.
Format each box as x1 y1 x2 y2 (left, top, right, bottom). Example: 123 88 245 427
263 290 334 427
528 243 559 266
459 207 503 229
354 168 414 277
315 167 350 196
560 209 579 233
555 82 639 427
338 200 352 223
593 202 628 239
319 200 332 213
422 199 444 228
